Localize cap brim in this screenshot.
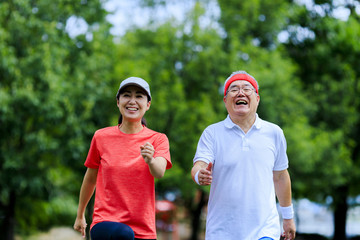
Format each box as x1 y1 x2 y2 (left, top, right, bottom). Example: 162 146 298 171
117 83 151 100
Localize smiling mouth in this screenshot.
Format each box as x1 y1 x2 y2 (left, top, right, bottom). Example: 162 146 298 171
236 100 247 105
127 107 138 111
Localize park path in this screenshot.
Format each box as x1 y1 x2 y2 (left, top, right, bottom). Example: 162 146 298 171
15 224 192 240
15 227 84 240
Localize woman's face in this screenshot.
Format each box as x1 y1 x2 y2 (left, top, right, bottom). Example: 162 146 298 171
117 85 151 123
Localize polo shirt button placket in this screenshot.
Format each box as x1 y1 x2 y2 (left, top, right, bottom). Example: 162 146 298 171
242 135 250 151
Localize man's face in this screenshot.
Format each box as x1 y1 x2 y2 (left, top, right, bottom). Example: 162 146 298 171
223 80 260 118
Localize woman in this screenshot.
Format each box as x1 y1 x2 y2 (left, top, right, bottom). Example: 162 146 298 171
73 77 172 240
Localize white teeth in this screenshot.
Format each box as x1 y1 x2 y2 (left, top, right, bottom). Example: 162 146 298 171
127 107 137 111
236 100 247 105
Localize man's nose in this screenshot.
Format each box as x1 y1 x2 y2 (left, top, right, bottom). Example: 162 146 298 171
237 88 246 96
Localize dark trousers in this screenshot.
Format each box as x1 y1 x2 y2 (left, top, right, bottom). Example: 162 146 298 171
90 221 156 240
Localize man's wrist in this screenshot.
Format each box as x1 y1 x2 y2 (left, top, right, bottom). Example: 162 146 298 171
194 170 200 185
280 204 294 219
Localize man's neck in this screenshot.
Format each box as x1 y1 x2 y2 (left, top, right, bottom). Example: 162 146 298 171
229 114 256 134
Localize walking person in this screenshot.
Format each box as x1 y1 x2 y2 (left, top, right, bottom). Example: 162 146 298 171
191 71 296 240
74 77 172 240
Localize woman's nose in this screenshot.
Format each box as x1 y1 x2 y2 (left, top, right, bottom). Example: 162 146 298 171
129 96 136 103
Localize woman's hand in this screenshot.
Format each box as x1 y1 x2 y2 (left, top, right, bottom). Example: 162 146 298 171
73 216 87 238
140 142 167 178
140 142 155 164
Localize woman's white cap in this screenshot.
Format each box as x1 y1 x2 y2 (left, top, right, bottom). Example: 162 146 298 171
116 77 151 100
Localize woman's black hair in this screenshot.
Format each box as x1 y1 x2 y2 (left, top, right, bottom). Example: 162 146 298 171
116 89 149 127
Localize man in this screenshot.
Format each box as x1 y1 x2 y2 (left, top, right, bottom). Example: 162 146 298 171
191 71 296 240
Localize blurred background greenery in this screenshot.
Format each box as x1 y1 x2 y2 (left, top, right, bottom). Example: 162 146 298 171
0 0 359 240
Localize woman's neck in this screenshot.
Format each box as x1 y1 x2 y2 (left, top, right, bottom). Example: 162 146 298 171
118 121 144 134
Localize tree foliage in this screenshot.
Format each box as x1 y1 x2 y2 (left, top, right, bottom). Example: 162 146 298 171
114 1 313 238
0 0 116 237
282 0 359 197
1 0 360 239
284 4 360 238
113 3 229 201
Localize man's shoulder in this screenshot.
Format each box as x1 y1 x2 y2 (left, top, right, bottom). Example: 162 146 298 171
260 118 280 127
258 118 284 134
204 119 227 131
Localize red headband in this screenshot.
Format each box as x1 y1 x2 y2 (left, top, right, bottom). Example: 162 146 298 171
224 74 259 96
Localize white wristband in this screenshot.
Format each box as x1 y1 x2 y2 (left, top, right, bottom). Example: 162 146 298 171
194 170 200 185
280 204 294 219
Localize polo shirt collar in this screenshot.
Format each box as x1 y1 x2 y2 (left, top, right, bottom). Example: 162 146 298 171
224 114 262 130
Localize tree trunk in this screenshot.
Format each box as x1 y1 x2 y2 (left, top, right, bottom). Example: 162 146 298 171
333 185 348 240
2 190 16 240
190 189 207 240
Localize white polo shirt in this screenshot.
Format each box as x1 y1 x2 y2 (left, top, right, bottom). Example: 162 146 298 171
193 114 289 240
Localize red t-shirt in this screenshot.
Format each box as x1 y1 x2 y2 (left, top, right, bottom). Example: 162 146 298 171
85 126 172 239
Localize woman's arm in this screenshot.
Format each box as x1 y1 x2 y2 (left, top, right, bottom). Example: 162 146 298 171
73 168 98 237
141 142 167 178
147 156 167 178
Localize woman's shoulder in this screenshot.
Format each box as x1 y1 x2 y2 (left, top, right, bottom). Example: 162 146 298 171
143 126 162 135
143 127 168 139
94 126 118 137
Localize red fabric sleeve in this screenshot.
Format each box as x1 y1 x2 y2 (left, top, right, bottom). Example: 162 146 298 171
84 133 101 169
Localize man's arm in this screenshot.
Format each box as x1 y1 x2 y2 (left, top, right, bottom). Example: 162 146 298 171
273 169 296 240
191 161 212 185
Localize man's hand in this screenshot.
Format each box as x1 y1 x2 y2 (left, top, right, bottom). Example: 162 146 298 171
282 218 296 240
198 162 213 185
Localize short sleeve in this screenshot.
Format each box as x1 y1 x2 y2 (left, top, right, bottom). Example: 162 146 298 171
84 133 101 169
193 127 215 165
153 133 172 169
273 129 289 171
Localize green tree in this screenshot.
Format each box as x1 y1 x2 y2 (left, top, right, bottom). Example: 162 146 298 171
0 0 115 239
284 2 360 239
217 0 360 238
113 2 229 238
118 1 313 239
218 0 290 49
